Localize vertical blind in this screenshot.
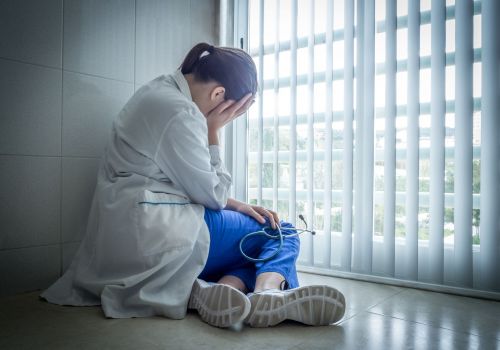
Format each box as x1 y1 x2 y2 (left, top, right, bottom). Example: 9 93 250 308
242 0 499 295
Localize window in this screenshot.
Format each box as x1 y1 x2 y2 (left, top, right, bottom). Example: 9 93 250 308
240 0 499 294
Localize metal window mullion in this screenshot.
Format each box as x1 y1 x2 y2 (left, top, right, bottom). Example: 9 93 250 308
252 143 481 162
383 0 397 277
252 188 480 207
405 0 420 281
341 0 354 271
259 48 482 90
353 0 366 272
289 0 298 224
454 0 473 288
257 0 264 205
429 0 446 284
360 0 375 274
273 0 280 211
322 0 334 268
305 0 315 266
479 0 500 291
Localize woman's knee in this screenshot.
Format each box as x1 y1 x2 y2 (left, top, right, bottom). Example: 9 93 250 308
279 221 301 252
228 210 266 232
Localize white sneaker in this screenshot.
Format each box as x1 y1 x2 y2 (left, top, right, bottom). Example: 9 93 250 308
188 278 251 328
245 285 346 327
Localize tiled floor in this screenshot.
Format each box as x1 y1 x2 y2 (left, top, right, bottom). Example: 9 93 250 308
1 272 499 350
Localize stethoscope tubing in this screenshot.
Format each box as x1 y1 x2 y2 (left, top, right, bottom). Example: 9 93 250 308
239 225 314 263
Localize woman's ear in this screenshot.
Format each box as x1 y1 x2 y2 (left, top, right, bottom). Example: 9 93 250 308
210 86 226 104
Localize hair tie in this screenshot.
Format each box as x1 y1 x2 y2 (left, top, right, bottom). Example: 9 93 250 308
199 45 215 59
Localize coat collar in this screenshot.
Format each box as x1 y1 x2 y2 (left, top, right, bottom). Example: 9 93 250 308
172 69 193 101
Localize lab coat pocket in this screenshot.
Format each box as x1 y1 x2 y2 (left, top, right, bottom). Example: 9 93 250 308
135 191 201 256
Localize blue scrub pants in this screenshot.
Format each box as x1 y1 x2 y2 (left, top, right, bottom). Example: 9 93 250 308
199 208 300 292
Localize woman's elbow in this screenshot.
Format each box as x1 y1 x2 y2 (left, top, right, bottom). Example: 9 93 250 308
190 188 228 210
204 193 228 211
204 201 224 211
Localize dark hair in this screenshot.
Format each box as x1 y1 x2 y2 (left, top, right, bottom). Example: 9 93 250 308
180 43 258 101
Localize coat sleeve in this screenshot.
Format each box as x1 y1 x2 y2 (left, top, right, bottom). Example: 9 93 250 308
154 111 232 210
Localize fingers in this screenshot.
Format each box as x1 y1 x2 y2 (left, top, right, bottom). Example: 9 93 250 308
212 94 254 117
233 96 255 117
269 209 280 227
254 206 277 230
213 99 236 115
248 207 266 225
206 94 255 131
227 93 253 116
241 204 280 230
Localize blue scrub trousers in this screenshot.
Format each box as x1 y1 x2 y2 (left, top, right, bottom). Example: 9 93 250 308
199 208 300 292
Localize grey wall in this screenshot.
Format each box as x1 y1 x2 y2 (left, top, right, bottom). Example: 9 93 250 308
0 0 218 297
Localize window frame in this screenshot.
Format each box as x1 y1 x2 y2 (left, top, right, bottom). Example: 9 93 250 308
234 0 500 299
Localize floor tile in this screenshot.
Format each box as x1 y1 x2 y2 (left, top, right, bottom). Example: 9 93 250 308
0 292 106 350
2 275 499 350
298 272 405 318
228 320 332 350
291 311 500 350
369 288 500 341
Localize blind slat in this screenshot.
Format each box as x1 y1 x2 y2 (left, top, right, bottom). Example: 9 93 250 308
383 0 397 277
360 0 375 273
454 0 473 288
322 0 334 267
289 0 298 225
353 0 366 271
257 0 264 205
405 0 420 281
272 0 280 212
304 0 315 265
341 0 354 271
479 0 500 291
429 0 446 284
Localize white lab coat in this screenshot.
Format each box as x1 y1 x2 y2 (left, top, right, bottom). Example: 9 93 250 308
40 70 232 319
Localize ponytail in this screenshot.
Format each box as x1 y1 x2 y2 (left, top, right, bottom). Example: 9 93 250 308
180 43 214 76
179 43 258 101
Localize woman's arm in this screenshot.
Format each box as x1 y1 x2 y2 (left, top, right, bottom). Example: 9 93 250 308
156 112 231 210
224 198 279 229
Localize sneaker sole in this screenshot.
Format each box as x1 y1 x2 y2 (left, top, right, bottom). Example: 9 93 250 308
246 285 346 327
188 279 251 328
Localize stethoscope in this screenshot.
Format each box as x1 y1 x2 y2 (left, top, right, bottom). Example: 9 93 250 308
239 214 316 262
